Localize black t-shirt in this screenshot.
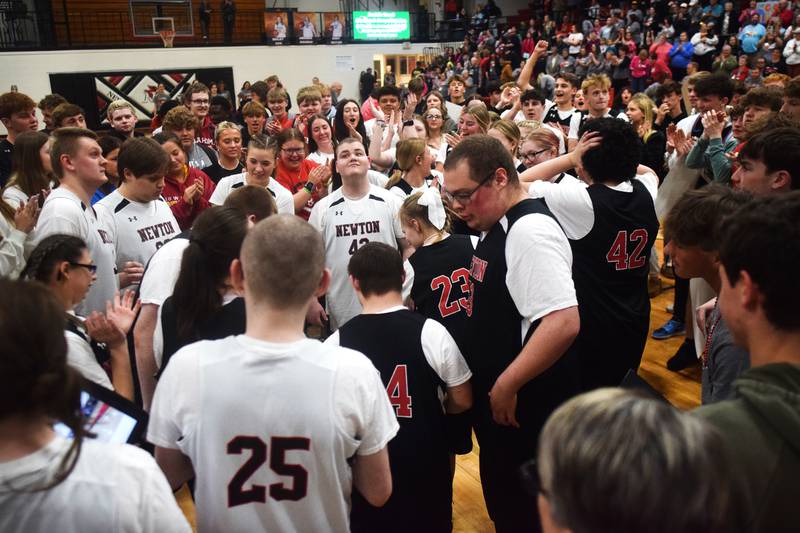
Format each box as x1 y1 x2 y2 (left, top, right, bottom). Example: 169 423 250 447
202 160 244 184
0 139 13 188
158 296 246 377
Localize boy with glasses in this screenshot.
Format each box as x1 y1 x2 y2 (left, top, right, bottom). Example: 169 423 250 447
183 82 215 149
442 134 579 532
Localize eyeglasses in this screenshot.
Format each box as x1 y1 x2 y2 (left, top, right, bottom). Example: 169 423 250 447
519 148 549 162
425 114 443 119
282 147 304 155
442 169 496 205
70 262 98 274
191 99 210 105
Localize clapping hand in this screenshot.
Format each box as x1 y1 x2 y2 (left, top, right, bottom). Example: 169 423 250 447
13 196 40 233
86 291 140 348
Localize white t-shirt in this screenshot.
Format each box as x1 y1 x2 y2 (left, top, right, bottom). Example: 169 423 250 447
138 236 189 306
309 185 404 329
500 211 577 326
367 170 390 188
65 322 114 390
33 187 118 316
148 335 399 533
208 171 294 214
96 190 180 273
528 171 659 240
306 150 334 166
388 178 430 201
2 184 29 208
364 118 400 150
0 215 26 279
138 235 190 368
326 306 472 390
0 436 190 533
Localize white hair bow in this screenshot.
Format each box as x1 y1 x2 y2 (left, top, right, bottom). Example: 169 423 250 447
418 187 446 230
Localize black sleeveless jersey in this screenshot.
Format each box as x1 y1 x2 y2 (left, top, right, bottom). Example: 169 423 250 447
337 310 452 532
570 180 659 389
571 180 659 331
466 199 579 421
543 105 577 136
408 235 474 354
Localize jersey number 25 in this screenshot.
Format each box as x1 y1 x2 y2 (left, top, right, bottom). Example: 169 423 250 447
227 436 310 507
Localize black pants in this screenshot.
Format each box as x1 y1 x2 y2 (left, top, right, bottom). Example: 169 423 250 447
673 274 689 323
472 392 542 533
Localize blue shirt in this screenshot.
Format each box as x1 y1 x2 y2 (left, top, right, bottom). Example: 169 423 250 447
738 23 766 54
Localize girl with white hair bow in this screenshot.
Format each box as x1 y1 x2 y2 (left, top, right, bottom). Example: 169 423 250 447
400 187 477 355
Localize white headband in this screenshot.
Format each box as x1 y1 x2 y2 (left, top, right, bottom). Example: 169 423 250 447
418 187 446 230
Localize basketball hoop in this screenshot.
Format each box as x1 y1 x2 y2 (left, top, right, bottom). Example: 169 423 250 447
158 29 175 48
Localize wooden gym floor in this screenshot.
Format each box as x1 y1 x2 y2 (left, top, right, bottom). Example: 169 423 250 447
176 237 703 532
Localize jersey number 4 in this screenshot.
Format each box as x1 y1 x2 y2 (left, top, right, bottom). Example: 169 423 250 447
606 229 648 271
227 436 310 507
387 365 412 418
430 267 471 318
348 238 369 255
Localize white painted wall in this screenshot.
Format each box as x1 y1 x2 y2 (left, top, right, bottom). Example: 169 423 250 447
0 42 434 133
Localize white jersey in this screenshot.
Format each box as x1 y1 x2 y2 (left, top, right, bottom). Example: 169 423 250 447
96 190 180 273
33 187 118 316
0 436 190 533
209 171 294 214
309 185 404 329
148 335 399 533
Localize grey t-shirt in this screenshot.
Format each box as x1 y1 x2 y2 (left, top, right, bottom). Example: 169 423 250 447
701 306 751 404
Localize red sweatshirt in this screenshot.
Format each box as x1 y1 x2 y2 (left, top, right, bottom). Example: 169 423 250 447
162 166 216 230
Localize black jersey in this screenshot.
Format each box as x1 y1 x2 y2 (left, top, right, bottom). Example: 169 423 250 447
570 179 659 390
467 198 578 402
408 235 474 354
338 310 452 533
466 198 580 531
543 105 577 137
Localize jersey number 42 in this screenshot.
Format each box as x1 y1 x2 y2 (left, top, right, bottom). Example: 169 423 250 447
227 436 310 507
606 229 648 271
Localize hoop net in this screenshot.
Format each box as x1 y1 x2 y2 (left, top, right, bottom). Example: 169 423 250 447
158 29 175 48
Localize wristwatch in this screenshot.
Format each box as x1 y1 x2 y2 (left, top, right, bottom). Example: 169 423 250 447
303 181 315 194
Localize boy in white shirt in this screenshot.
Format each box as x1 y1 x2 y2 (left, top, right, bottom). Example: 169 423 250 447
96 137 179 286
148 214 398 532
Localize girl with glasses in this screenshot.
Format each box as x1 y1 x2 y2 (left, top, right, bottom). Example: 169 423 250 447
423 108 446 151
423 90 456 133
23 234 139 400
274 128 331 220
518 129 582 186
